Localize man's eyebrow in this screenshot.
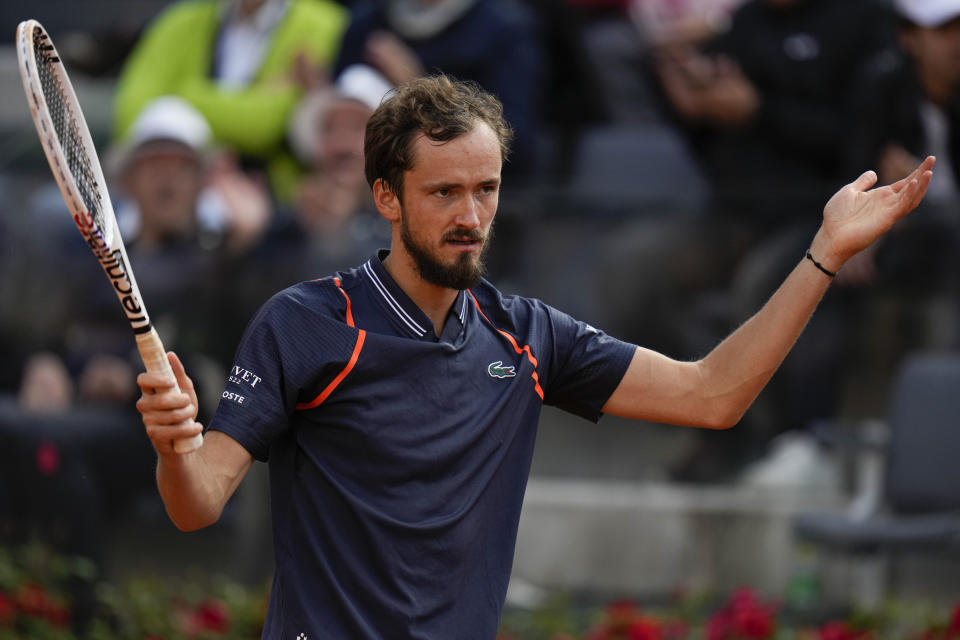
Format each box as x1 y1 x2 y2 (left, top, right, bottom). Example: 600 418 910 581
473 177 502 189
422 181 461 191
422 176 501 191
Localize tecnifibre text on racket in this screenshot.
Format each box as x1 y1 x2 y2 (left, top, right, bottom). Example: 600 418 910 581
16 19 203 453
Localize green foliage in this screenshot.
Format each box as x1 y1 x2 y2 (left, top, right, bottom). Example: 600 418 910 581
2 543 959 640
0 542 268 640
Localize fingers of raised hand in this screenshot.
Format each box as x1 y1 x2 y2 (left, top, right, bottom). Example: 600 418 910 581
890 156 935 194
889 172 931 219
852 169 878 193
915 155 936 177
907 168 934 209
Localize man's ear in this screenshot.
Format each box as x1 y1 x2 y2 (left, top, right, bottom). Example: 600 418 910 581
373 179 401 223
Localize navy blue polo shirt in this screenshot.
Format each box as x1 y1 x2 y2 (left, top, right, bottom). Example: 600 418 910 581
209 251 635 639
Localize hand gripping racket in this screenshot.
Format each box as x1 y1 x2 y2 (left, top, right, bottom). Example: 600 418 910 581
16 19 203 453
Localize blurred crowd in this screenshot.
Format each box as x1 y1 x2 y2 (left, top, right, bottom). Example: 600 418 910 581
1 0 960 629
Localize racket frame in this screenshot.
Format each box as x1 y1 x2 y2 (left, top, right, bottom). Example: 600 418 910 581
16 19 203 453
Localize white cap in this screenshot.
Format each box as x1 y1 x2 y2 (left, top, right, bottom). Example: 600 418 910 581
894 0 960 27
336 64 395 111
288 64 394 164
110 96 213 173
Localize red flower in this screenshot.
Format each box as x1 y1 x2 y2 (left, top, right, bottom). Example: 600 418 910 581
13 582 70 627
731 603 775 639
182 597 231 636
607 600 642 627
819 621 874 640
0 591 14 626
586 624 615 640
707 588 777 640
198 598 231 632
44 600 71 628
948 602 960 639
627 618 662 640
661 620 690 639
707 612 731 640
15 582 50 617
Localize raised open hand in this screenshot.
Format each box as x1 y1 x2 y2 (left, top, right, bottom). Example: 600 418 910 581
811 156 934 273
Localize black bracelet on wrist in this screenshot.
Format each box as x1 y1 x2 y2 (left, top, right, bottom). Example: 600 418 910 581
805 251 836 278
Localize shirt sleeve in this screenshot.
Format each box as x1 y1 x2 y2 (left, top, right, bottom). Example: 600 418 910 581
207 283 361 461
540 304 636 422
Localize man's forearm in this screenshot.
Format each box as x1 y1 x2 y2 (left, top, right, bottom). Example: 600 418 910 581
605 158 932 429
155 430 253 532
697 240 834 425
603 239 835 429
156 450 228 531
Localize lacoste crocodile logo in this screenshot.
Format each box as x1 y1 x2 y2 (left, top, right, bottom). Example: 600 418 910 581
487 361 516 379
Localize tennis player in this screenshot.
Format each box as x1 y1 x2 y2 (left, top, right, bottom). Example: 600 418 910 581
136 75 934 638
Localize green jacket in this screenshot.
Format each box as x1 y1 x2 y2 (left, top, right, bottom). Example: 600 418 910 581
113 0 348 201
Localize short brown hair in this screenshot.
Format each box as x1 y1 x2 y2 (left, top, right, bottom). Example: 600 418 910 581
363 75 513 202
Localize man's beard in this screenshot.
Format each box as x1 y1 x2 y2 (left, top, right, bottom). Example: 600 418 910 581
399 212 493 290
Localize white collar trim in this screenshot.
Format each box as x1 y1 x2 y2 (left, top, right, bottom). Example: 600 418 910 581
363 261 428 337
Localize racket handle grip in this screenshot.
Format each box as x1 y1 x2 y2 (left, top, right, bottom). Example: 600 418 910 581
136 327 204 454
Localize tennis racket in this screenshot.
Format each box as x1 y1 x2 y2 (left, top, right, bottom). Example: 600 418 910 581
16 19 203 453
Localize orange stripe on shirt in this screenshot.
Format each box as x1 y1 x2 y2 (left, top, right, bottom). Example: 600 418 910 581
468 290 544 400
334 277 354 327
296 329 365 410
296 278 364 410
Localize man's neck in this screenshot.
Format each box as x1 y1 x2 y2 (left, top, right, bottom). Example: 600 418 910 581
381 251 459 336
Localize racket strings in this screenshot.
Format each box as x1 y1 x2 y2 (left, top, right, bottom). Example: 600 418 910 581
32 28 106 232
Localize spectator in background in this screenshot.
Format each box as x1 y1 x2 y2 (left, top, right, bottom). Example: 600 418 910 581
112 0 348 203
233 64 393 321
522 0 612 177
287 64 393 240
847 0 960 203
595 0 891 349
592 0 897 482
740 0 960 442
705 0 960 486
332 0 543 180
652 0 892 226
839 0 960 317
8 97 254 417
631 0 747 50
105 97 272 368
0 99 267 626
758 0 960 422
565 0 747 129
